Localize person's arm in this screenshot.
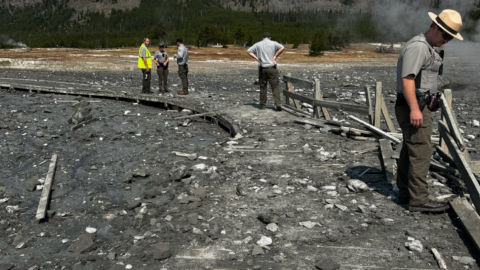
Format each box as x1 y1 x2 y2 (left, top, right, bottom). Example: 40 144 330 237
164 54 169 65
153 52 159 66
248 52 260 63
273 47 285 63
402 75 423 128
175 47 185 60
141 47 150 72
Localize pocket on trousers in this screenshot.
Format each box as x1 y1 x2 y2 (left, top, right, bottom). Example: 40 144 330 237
405 125 429 144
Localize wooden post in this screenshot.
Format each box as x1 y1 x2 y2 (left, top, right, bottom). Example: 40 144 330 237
450 198 480 253
380 96 396 132
365 86 374 125
314 79 330 120
36 154 58 221
379 139 395 183
348 115 401 144
286 73 300 109
440 89 452 153
374 82 382 128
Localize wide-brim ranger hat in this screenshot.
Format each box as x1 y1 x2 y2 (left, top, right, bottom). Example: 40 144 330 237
428 9 463 40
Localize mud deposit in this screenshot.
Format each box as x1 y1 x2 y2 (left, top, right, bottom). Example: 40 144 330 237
1 58 480 270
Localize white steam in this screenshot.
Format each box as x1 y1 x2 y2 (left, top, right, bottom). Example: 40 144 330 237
0 35 28 48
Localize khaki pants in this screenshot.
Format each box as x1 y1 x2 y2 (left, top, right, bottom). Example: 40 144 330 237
178 64 189 92
395 103 432 205
259 66 281 107
141 69 151 93
157 68 169 92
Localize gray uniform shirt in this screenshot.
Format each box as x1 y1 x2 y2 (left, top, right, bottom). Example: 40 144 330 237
154 50 169 69
247 38 284 68
396 33 435 93
174 44 188 66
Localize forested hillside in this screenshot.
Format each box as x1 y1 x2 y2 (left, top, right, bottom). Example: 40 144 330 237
1 0 479 49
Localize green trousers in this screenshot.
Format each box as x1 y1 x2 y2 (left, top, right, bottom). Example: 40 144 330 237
157 68 169 92
178 64 189 92
395 104 432 205
259 66 281 107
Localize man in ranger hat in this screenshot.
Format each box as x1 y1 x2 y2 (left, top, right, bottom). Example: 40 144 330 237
138 38 152 94
395 9 463 212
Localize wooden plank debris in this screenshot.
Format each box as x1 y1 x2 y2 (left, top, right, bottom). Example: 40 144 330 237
285 73 301 109
348 115 401 144
379 139 395 183
365 86 374 125
435 145 456 168
283 75 314 89
387 132 440 144
440 89 452 153
439 121 480 214
294 118 324 128
314 79 330 120
431 248 447 269
441 93 466 151
380 95 396 132
36 154 58 221
430 158 458 175
282 104 312 118
450 197 480 253
174 112 216 120
374 82 382 128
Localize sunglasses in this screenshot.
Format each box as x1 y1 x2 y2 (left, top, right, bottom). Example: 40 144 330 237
439 27 454 41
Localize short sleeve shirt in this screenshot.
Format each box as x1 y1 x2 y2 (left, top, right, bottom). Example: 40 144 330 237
247 38 284 68
154 50 169 69
396 33 431 93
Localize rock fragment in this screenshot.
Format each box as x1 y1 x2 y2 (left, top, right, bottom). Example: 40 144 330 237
347 179 369 193
256 235 272 247
68 234 95 253
151 242 171 260
405 239 423 252
252 245 265 255
315 258 341 270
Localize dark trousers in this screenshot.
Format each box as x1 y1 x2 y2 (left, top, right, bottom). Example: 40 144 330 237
259 66 281 107
178 64 189 92
157 68 169 92
395 103 432 205
141 69 151 93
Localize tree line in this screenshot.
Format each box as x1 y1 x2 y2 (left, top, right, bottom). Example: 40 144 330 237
1 0 479 55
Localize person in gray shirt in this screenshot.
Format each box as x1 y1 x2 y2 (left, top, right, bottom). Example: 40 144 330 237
247 32 285 111
395 9 463 213
153 44 170 93
174 38 189 95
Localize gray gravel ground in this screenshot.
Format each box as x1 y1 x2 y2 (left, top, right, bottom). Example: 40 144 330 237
0 59 480 269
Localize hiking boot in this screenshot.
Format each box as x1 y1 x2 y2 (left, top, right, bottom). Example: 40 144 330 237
397 197 409 205
177 91 189 95
260 105 266 110
409 200 449 213
276 106 282 111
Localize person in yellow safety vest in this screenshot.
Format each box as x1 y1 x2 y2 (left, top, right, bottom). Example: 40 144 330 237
138 38 153 94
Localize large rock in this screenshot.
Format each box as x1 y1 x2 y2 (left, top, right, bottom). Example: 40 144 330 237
169 165 188 181
68 100 93 125
68 233 95 253
150 242 171 260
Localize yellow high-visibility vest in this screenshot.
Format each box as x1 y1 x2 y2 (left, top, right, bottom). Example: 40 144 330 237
138 44 152 69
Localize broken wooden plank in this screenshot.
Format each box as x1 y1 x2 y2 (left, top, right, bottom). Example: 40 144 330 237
439 89 452 153
374 82 382 128
450 197 480 253
387 132 440 144
36 154 58 221
174 112 216 120
325 120 367 131
314 79 330 120
439 120 480 214
348 115 401 144
471 160 480 174
379 139 395 183
223 148 302 153
71 118 98 131
283 90 314 104
435 145 456 168
431 248 447 269
441 92 466 151
283 75 314 89
430 158 458 175
294 118 325 128
285 73 301 110
282 104 312 117
365 86 374 125
380 95 396 132
312 99 370 115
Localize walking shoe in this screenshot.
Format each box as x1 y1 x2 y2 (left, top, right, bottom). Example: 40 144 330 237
276 106 282 111
177 91 189 95
397 197 409 205
260 105 266 110
409 200 449 213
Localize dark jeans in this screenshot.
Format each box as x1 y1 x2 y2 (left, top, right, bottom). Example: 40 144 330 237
395 102 432 205
141 69 151 93
157 68 169 92
178 64 189 92
259 66 281 107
